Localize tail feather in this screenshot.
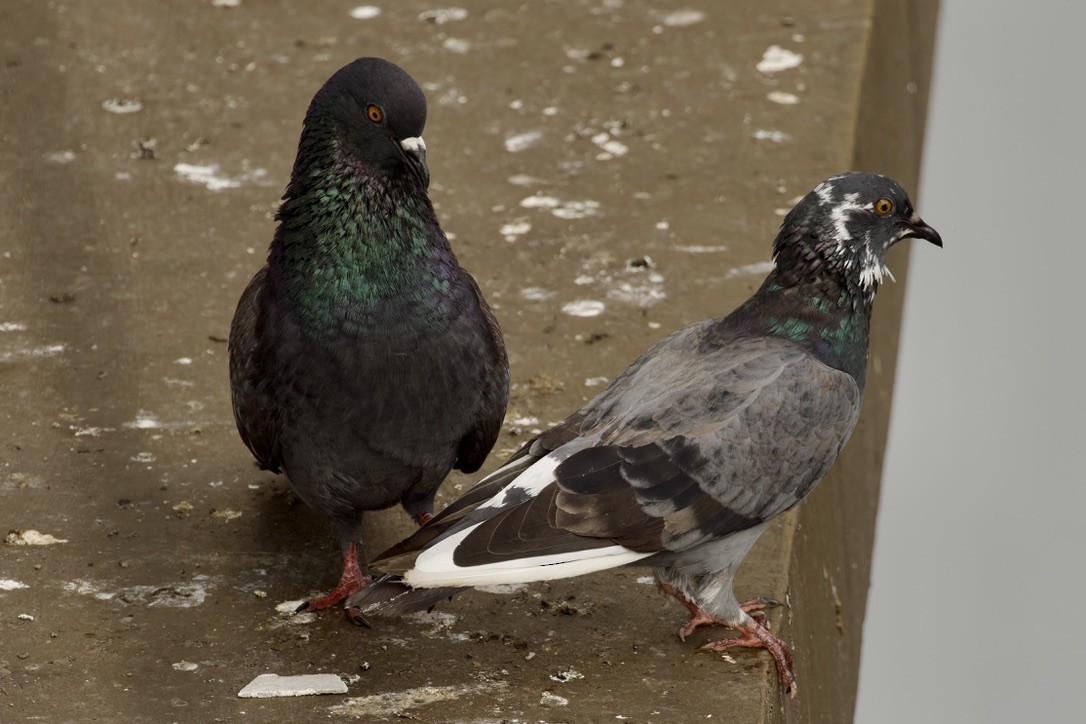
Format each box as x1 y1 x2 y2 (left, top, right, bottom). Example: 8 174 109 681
347 575 464 618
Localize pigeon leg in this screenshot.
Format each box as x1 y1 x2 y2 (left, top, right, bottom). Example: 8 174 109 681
296 542 372 612
702 619 797 697
414 511 433 526
660 581 796 695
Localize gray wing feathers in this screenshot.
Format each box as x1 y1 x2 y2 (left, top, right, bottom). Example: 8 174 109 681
554 336 861 551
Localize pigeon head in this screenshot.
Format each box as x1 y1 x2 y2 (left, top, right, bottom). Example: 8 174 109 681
775 172 941 292
304 57 430 188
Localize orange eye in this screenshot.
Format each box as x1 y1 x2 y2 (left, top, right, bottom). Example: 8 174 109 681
366 105 384 123
875 197 894 216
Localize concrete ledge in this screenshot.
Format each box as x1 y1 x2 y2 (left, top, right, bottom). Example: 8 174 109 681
1 0 936 720
773 2 940 722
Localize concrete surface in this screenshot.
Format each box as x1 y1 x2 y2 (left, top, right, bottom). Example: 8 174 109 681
0 1 935 721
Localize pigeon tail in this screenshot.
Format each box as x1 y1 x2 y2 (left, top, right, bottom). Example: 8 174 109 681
345 575 463 621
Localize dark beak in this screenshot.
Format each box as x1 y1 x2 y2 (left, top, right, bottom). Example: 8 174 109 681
901 210 943 247
399 136 430 189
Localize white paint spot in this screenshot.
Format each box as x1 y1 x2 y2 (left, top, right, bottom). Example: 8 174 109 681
131 452 155 463
212 509 243 522
442 38 471 53
349 5 381 20
291 611 318 624
125 411 162 430
584 376 609 387
0 344 66 363
331 683 507 717
64 580 115 600
0 579 29 591
417 7 467 24
505 130 543 153
175 357 193 365
754 129 792 143
635 575 656 585
757 46 803 73
510 416 540 427
520 194 561 209
238 673 347 698
64 577 214 608
610 57 625 68
607 273 666 307
276 599 306 613
507 174 542 186
520 194 600 219
172 661 199 671
500 220 531 241
675 244 729 253
574 274 595 285
541 691 569 706
767 91 800 105
725 260 775 278
552 200 600 219
43 150 76 163
174 162 268 191
591 132 628 157
655 220 669 231
102 98 143 114
18 613 34 621
475 582 529 595
520 287 553 301
212 0 240 6
562 300 605 317
663 9 705 27
5 530 68 546
0 322 27 331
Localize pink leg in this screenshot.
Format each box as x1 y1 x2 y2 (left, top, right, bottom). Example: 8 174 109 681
659 581 796 697
296 542 372 613
414 511 433 526
702 618 797 696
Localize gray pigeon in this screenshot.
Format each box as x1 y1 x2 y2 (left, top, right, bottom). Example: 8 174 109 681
228 58 509 614
345 172 940 694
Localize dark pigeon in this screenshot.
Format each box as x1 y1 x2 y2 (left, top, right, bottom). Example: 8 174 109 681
345 172 940 695
228 57 509 615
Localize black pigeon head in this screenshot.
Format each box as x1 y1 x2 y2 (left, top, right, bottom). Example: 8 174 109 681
775 172 942 292
303 57 430 187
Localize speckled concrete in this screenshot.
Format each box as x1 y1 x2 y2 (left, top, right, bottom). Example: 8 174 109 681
0 1 936 721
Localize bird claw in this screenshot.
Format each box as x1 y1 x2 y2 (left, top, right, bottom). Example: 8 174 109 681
739 596 780 612
701 619 797 697
346 606 372 628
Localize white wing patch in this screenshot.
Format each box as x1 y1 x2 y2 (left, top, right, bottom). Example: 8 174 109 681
402 450 652 587
404 521 651 588
474 453 562 511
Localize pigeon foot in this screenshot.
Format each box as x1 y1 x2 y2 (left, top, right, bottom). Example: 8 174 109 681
702 618 797 697
296 542 372 614
660 581 795 696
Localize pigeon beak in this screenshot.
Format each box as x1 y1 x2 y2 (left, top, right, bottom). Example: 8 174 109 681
900 211 943 248
399 136 430 189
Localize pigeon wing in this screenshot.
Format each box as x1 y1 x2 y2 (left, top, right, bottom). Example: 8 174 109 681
228 266 283 473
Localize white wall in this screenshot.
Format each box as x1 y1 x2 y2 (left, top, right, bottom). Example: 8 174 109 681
856 2 1086 721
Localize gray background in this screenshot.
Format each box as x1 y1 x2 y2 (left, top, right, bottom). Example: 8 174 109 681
857 1 1086 721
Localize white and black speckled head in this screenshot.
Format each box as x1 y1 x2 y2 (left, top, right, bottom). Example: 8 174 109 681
774 172 942 294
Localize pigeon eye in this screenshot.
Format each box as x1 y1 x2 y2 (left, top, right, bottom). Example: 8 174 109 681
875 197 894 216
366 105 384 123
